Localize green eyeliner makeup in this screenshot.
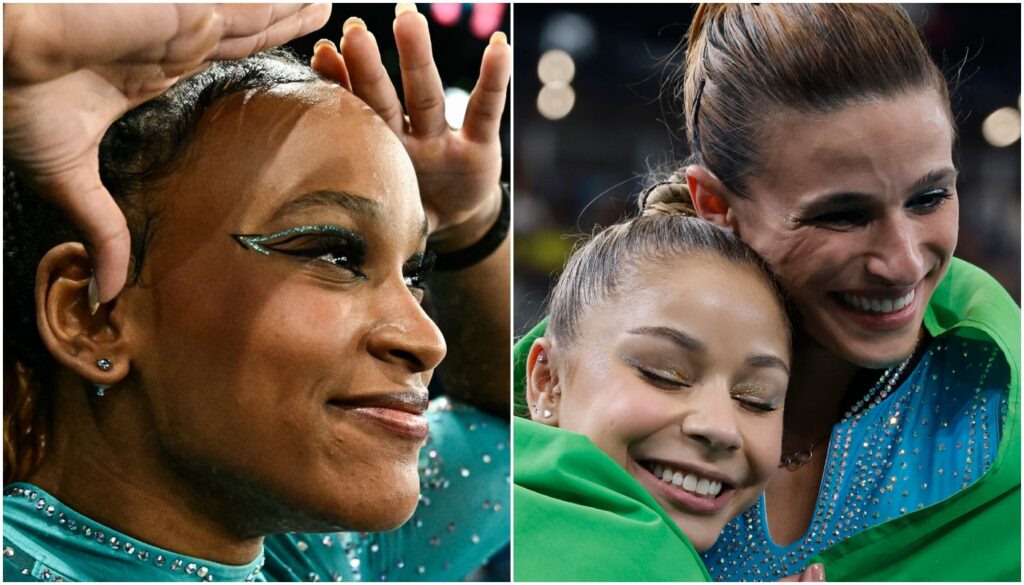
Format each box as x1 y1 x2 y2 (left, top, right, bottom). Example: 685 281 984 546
233 225 362 256
233 225 369 279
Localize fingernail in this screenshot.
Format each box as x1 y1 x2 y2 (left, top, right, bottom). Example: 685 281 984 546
812 564 825 581
395 3 418 18
342 17 366 35
313 38 337 54
489 31 508 46
88 277 100 315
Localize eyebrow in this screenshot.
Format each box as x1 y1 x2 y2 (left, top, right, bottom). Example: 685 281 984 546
796 167 959 215
628 326 789 374
272 189 383 222
271 189 428 237
628 326 705 353
746 354 790 375
909 167 958 192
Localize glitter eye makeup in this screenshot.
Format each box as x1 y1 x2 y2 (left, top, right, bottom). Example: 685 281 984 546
233 225 369 279
402 252 435 291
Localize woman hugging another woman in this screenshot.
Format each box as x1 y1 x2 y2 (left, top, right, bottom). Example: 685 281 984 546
514 3 1018 581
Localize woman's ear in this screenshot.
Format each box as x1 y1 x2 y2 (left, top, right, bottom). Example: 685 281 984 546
685 165 741 234
525 337 562 426
35 243 131 388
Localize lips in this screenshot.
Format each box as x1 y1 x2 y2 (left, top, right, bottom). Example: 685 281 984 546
839 289 915 314
828 284 921 331
327 390 430 440
634 459 735 514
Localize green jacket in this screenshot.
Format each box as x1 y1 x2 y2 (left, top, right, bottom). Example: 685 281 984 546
512 258 1020 581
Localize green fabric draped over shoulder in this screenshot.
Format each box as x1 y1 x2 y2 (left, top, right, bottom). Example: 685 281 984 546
512 257 1020 581
513 418 710 581
811 258 1021 581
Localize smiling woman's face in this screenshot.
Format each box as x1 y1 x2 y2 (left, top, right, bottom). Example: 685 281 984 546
119 82 445 534
730 90 958 368
541 255 790 551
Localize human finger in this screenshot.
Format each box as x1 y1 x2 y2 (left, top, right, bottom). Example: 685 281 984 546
393 5 447 136
211 3 331 60
310 39 351 91
42 165 131 306
462 32 510 143
340 17 405 134
799 564 826 582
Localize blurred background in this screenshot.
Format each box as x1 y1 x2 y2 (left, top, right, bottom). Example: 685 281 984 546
513 4 1022 335
288 4 510 581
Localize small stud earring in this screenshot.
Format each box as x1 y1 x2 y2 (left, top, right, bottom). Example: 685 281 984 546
96 358 113 372
543 409 552 419
537 353 547 363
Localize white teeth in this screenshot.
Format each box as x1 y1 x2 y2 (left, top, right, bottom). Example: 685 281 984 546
682 474 697 491
696 478 710 496
646 462 724 498
839 289 915 314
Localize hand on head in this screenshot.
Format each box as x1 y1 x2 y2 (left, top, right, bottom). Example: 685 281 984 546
3 3 331 308
310 3 511 253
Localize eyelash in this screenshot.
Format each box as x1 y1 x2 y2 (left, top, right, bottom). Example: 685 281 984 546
235 226 433 300
737 399 778 414
806 188 953 229
627 358 778 412
235 227 370 281
635 365 693 389
403 252 435 292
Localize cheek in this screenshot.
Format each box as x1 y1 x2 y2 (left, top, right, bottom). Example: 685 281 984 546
742 221 840 294
740 415 783 487
929 196 959 257
560 367 670 465
136 260 365 462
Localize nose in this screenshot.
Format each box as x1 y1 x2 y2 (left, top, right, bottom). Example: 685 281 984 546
680 384 742 454
863 212 926 286
366 281 447 374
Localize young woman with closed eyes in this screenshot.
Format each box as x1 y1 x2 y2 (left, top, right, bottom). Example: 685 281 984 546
514 3 1018 581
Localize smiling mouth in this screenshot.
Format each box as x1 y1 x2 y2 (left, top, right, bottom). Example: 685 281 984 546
647 462 724 497
835 289 915 314
636 460 735 513
326 391 430 441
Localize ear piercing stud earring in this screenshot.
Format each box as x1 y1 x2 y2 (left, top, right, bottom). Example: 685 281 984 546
543 409 552 419
537 353 547 363
96 358 113 372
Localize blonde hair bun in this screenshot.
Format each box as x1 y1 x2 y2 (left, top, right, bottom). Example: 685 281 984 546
639 172 696 217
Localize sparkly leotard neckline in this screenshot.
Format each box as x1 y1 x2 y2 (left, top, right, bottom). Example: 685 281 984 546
702 335 1009 581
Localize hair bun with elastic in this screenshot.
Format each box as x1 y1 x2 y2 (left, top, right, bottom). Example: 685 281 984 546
639 173 696 217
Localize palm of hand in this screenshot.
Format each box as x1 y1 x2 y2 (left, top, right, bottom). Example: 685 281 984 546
402 129 503 237
2 3 331 303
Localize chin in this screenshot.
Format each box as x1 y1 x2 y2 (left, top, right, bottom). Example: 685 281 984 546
804 309 922 369
672 516 721 553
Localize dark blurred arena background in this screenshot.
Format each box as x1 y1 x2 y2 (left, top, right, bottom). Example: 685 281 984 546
512 4 1021 336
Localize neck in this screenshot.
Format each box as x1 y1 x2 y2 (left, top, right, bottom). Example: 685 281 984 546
781 334 863 447
26 369 263 566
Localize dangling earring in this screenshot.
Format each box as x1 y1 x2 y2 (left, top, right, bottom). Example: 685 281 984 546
94 384 110 397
